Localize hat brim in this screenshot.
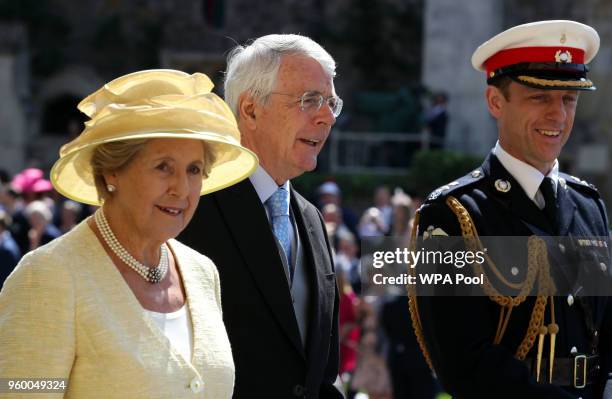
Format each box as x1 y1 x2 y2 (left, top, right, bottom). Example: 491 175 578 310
50 132 258 205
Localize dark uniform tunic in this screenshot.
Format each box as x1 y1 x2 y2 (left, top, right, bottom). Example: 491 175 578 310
412 153 612 399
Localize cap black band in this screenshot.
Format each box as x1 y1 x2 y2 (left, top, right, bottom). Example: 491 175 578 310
491 62 589 78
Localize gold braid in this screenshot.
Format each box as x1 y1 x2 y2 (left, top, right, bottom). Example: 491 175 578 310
445 196 555 359
515 238 556 360
406 195 557 373
406 210 435 371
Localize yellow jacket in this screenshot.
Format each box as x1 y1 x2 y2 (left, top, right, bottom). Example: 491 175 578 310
0 219 234 398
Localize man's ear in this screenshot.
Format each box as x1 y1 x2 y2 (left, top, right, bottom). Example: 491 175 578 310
486 86 505 119
237 92 258 130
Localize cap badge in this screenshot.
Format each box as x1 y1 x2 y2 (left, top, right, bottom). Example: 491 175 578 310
555 50 572 63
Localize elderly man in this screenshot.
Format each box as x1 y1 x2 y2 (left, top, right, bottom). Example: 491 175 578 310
409 20 612 399
180 34 344 399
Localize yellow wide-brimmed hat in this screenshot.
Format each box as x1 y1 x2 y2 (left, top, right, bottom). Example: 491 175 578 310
51 69 258 205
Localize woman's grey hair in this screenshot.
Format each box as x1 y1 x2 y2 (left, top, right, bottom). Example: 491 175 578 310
25 200 52 224
224 34 336 118
91 139 216 203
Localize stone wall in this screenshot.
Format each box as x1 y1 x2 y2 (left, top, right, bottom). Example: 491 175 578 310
0 24 28 174
423 0 502 155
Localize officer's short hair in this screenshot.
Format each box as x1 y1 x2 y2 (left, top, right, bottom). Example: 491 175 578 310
490 76 513 100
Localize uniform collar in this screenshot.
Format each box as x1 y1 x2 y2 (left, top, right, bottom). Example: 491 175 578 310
493 141 558 201
249 165 291 205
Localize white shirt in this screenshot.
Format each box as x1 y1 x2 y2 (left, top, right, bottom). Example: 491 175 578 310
493 141 559 209
145 304 193 362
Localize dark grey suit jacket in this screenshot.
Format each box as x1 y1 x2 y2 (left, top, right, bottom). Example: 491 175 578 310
179 179 343 399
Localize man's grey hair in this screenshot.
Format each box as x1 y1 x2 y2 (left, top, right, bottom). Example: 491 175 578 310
224 34 336 118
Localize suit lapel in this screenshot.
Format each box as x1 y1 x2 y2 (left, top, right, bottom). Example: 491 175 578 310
170 241 207 367
291 189 334 362
215 180 305 357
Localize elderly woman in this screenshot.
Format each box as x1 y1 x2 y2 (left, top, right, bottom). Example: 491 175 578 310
0 70 257 398
24 200 61 250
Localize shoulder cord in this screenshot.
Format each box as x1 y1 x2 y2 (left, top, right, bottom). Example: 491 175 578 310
407 197 558 377
406 209 436 371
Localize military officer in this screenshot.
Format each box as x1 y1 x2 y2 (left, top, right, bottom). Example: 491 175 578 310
409 20 612 399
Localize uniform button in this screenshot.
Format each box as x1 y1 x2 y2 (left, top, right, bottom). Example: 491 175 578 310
293 384 306 397
567 294 574 306
570 346 578 355
558 243 566 253
190 377 203 393
594 330 598 337
600 262 607 272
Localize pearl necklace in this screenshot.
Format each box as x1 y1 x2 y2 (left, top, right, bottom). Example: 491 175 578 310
94 208 169 284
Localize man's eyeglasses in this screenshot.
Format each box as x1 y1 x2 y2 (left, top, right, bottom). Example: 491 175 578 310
270 91 343 117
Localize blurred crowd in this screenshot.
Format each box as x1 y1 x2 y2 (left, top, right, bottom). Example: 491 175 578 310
0 166 442 399
0 168 95 285
316 181 442 399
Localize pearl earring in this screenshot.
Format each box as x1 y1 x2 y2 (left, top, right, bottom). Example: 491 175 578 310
107 184 116 193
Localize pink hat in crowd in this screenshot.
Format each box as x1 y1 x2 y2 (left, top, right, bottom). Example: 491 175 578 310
11 168 53 194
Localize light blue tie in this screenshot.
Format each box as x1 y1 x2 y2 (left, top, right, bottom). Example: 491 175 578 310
267 187 292 271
